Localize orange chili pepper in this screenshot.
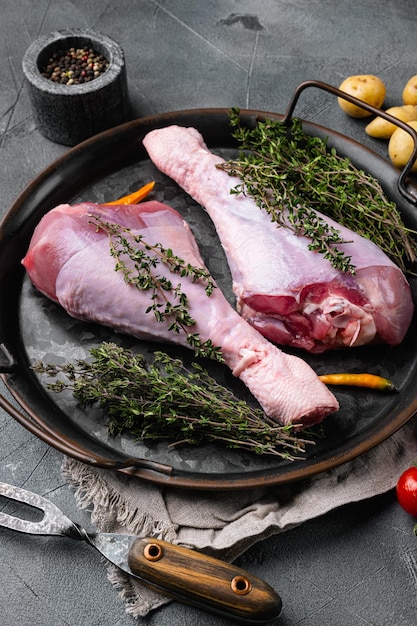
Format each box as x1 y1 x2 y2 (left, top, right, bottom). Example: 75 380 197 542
319 373 397 392
104 181 155 205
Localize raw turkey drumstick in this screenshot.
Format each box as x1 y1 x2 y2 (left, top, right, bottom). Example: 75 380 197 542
22 201 338 427
143 125 414 354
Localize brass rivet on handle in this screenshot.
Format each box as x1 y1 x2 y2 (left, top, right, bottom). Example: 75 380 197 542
144 542 163 562
231 575 252 595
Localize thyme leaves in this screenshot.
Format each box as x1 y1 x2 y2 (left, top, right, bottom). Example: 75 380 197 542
218 108 417 273
89 215 223 362
33 342 313 459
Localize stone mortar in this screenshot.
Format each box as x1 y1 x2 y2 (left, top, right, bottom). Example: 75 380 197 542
22 28 130 145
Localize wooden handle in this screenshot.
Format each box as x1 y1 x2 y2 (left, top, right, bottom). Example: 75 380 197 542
128 537 282 623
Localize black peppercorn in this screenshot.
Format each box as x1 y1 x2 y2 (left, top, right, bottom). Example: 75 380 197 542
41 46 109 84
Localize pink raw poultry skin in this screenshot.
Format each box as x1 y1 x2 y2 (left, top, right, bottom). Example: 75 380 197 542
143 126 414 354
22 201 338 427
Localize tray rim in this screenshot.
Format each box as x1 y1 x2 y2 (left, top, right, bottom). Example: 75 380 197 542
1 106 416 490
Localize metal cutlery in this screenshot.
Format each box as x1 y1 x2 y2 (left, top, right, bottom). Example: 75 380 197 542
0 481 282 623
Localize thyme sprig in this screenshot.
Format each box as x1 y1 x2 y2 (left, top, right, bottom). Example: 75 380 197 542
33 342 313 459
90 215 223 362
217 108 417 273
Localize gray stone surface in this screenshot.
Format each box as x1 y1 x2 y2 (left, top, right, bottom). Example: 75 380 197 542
1 1 417 625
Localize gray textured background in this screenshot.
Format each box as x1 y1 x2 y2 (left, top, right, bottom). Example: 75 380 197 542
1 1 417 625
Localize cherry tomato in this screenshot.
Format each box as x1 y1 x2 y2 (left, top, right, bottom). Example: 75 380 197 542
396 466 417 516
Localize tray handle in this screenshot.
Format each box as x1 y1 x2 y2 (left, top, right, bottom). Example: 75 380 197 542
0 382 173 477
0 343 16 373
280 79 417 206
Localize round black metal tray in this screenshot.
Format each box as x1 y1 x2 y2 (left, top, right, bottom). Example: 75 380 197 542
1 101 417 490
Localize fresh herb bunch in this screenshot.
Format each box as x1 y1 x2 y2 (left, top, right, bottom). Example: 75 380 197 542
33 342 313 459
90 215 223 362
217 107 417 273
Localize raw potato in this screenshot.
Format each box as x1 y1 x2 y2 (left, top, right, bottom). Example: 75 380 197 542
388 120 417 171
337 75 386 118
403 75 417 105
365 105 417 139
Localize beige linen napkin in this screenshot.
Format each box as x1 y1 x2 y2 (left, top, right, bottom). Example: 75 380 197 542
61 416 417 618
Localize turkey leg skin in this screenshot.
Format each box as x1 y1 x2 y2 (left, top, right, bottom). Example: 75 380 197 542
143 125 414 354
22 200 338 427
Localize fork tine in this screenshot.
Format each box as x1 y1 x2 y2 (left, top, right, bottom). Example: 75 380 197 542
0 481 78 537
